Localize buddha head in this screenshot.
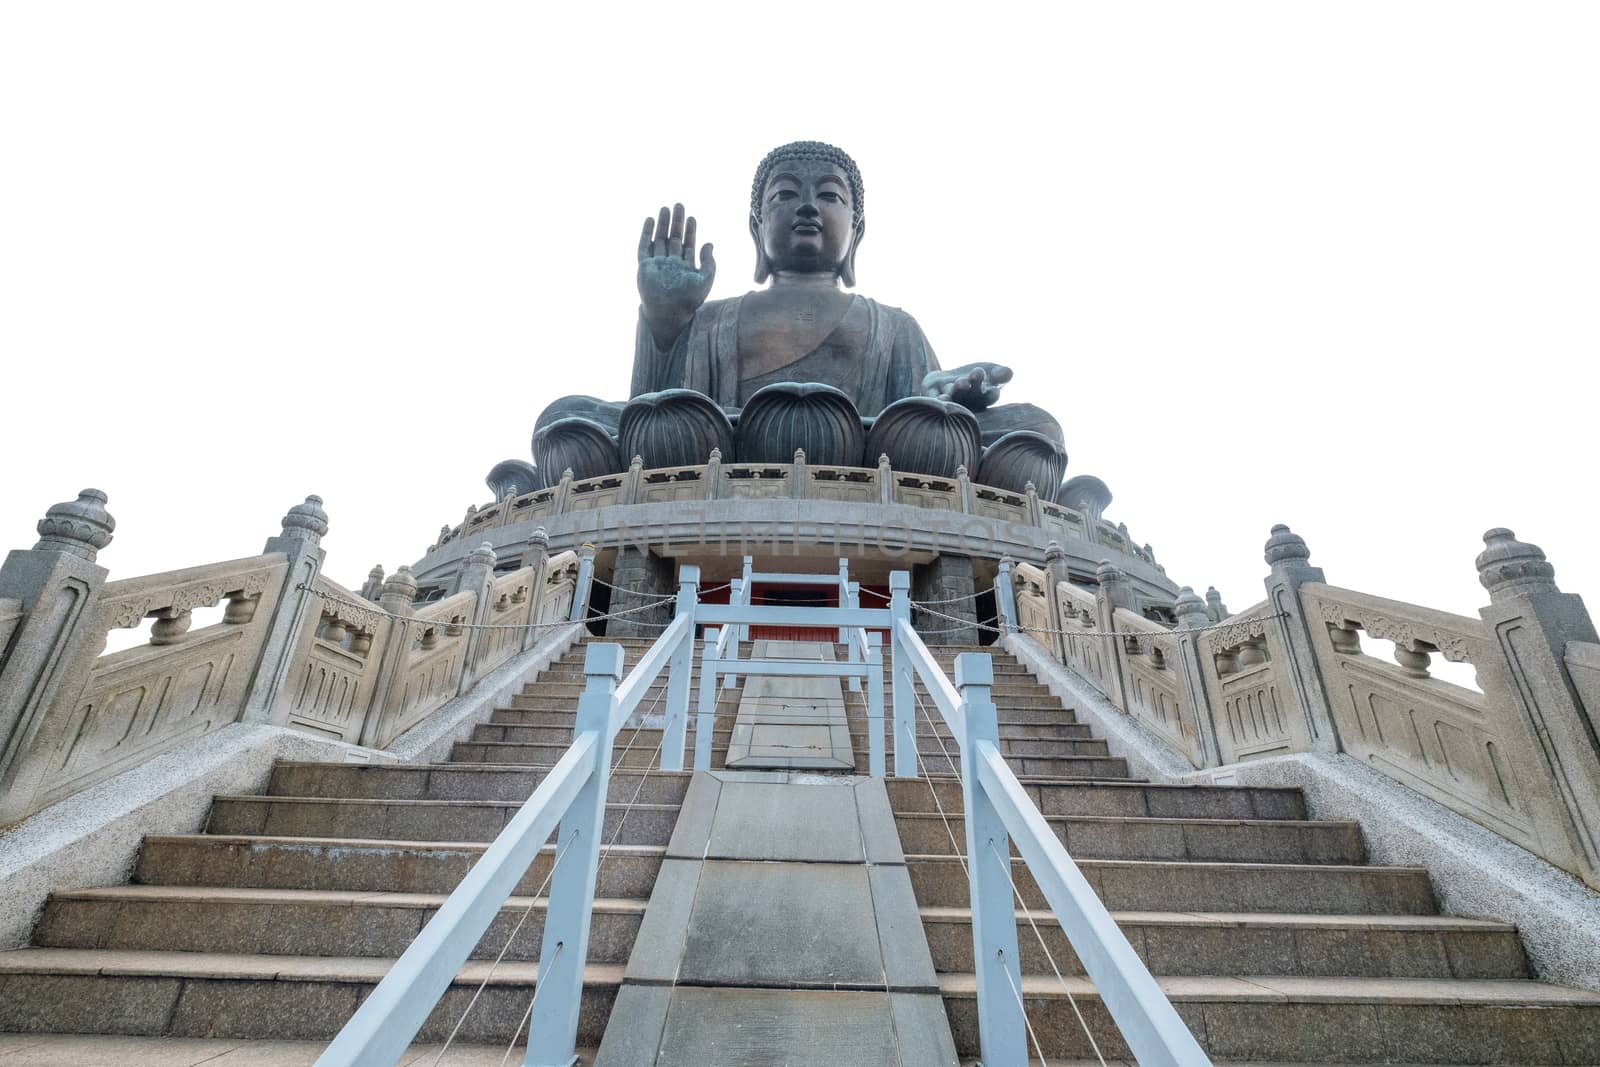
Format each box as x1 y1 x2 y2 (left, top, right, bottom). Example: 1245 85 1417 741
749 141 865 287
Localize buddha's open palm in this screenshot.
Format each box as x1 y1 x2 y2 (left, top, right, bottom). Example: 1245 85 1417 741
637 204 715 341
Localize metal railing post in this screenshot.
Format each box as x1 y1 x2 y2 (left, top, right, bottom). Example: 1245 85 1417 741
524 642 621 1066
740 555 753 641
956 651 1027 1066
846 579 863 693
837 558 851 646
866 631 886 777
890 570 917 778
995 556 1019 635
660 564 699 772
723 577 743 689
567 543 595 624
695 627 720 772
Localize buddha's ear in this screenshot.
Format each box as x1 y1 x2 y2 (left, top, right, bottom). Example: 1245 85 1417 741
841 220 865 288
750 215 771 284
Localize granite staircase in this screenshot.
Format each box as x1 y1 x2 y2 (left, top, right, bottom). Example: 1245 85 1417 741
3 636 1599 1064
888 644 1600 1065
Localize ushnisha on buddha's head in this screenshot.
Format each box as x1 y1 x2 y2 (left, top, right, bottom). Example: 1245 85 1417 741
749 141 865 287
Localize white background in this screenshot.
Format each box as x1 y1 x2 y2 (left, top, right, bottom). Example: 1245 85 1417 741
2 3 1596 633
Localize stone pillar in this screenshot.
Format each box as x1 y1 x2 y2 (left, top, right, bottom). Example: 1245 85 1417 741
608 546 673 638
1043 540 1071 663
705 447 723 500
877 453 894 506
0 490 116 824
1261 525 1340 754
1094 560 1134 711
791 449 809 499
1205 586 1228 623
240 495 329 726
454 542 498 695
360 564 386 602
519 527 552 651
1474 529 1600 888
360 565 418 747
622 455 644 505
1173 586 1223 767
912 553 978 646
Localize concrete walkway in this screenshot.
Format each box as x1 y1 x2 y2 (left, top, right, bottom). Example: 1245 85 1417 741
594 770 958 1066
0 1035 559 1065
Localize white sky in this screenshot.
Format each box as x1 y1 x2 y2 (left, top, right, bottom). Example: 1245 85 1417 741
2 3 1596 630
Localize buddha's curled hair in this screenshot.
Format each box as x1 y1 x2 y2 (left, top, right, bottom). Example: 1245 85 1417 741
750 141 864 229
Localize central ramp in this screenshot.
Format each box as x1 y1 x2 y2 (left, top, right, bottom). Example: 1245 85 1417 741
595 770 958 1066
724 640 855 770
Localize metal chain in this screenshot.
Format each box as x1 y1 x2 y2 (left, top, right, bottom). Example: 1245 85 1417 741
590 574 675 600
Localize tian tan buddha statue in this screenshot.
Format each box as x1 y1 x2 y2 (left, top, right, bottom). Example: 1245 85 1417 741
526 141 1070 496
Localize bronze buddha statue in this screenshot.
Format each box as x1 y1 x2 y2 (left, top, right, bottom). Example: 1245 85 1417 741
530 141 1068 494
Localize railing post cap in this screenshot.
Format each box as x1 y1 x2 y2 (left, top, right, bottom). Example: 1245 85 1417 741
954 652 994 689
528 526 550 550
1044 540 1066 563
678 563 701 585
583 641 625 679
466 541 497 567
34 488 116 560
889 571 911 592
1477 527 1559 600
1264 523 1311 567
577 542 596 560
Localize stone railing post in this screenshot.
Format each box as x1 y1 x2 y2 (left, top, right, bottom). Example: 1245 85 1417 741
454 542 498 695
0 490 116 823
360 564 385 602
994 557 1019 637
1205 586 1228 623
1474 529 1600 888
553 467 575 515
877 453 894 506
1024 480 1043 527
622 455 644 505
791 449 808 499
1173 586 1223 767
1094 560 1134 712
956 464 974 513
568 544 595 624
1261 525 1340 753
359 565 419 747
240 495 329 726
704 447 723 500
1043 541 1070 662
520 527 551 652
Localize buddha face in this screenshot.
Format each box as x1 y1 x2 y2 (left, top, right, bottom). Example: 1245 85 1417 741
753 158 859 279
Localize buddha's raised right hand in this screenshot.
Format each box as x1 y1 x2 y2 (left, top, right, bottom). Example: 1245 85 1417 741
637 203 716 351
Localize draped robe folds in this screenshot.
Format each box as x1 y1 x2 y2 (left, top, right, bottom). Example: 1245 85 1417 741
630 294 938 417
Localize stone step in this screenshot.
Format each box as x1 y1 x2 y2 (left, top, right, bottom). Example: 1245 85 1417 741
919 907 1528 979
448 740 729 767
886 777 1308 821
907 752 1131 779
895 811 1365 864
936 972 1600 1063
134 835 665 898
905 854 1439 915
34 885 647 964
206 796 680 846
265 761 694 805
0 948 623 1044
912 720 1094 741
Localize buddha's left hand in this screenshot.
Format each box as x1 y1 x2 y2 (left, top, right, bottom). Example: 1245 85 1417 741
923 363 1012 412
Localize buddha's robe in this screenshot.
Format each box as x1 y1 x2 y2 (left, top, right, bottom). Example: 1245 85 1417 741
630 293 937 418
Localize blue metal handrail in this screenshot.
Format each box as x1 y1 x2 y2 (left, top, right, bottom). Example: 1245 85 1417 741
888 613 1211 1066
